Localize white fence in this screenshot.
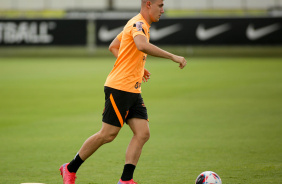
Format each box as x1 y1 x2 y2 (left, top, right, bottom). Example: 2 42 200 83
0 0 281 10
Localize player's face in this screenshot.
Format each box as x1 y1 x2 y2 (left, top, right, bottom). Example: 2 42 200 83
149 0 165 22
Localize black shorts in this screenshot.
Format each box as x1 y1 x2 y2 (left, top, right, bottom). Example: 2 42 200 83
102 86 148 127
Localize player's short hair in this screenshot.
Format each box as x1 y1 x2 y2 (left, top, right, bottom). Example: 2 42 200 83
141 0 157 4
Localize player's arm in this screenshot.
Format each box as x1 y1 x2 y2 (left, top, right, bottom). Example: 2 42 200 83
134 35 187 69
109 36 121 58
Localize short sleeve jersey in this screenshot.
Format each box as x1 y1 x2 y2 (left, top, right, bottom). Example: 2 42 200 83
104 13 150 93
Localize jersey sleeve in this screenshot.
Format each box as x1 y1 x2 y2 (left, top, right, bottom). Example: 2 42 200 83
117 31 123 42
132 21 147 38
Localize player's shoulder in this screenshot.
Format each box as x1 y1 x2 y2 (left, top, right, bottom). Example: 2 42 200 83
127 14 148 29
133 21 146 32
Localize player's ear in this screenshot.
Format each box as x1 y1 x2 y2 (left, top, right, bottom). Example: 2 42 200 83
146 1 151 8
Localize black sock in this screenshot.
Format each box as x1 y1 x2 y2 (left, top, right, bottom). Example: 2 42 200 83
121 164 136 181
67 153 84 173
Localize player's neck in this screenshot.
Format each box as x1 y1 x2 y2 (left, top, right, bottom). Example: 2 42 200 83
140 10 152 25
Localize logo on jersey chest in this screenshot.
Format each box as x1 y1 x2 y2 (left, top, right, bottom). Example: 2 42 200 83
143 55 147 62
134 82 141 89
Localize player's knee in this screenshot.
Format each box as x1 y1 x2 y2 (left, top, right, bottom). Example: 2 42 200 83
144 131 150 142
105 133 117 143
97 131 118 144
137 130 150 143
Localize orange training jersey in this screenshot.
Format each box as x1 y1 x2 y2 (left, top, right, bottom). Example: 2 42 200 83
104 13 150 93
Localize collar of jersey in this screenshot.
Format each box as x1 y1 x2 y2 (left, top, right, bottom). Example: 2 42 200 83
138 13 151 28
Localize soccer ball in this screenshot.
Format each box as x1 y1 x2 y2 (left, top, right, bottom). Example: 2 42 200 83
195 171 222 184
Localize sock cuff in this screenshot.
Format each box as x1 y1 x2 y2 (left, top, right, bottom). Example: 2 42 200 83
121 164 136 181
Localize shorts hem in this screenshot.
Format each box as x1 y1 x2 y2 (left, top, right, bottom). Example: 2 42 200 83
102 120 122 128
126 116 149 123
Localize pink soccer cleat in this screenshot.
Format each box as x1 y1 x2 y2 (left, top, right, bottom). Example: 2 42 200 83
59 163 77 184
117 179 138 184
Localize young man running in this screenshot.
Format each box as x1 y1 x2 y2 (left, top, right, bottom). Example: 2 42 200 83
59 0 187 183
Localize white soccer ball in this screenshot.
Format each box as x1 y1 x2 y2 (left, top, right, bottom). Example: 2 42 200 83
195 171 222 184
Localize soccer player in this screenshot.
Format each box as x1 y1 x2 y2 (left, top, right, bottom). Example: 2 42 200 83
59 0 187 183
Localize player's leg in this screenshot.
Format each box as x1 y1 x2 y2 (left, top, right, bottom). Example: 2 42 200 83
68 122 120 171
119 118 150 183
65 86 126 176
78 122 121 160
126 118 150 165
60 123 120 184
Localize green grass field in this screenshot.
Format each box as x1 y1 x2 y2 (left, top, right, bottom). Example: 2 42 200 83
0 56 281 184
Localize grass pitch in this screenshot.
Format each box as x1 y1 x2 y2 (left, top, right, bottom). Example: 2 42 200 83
0 57 281 184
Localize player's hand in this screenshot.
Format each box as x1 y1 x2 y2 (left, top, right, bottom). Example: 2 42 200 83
172 55 187 69
143 68 151 82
